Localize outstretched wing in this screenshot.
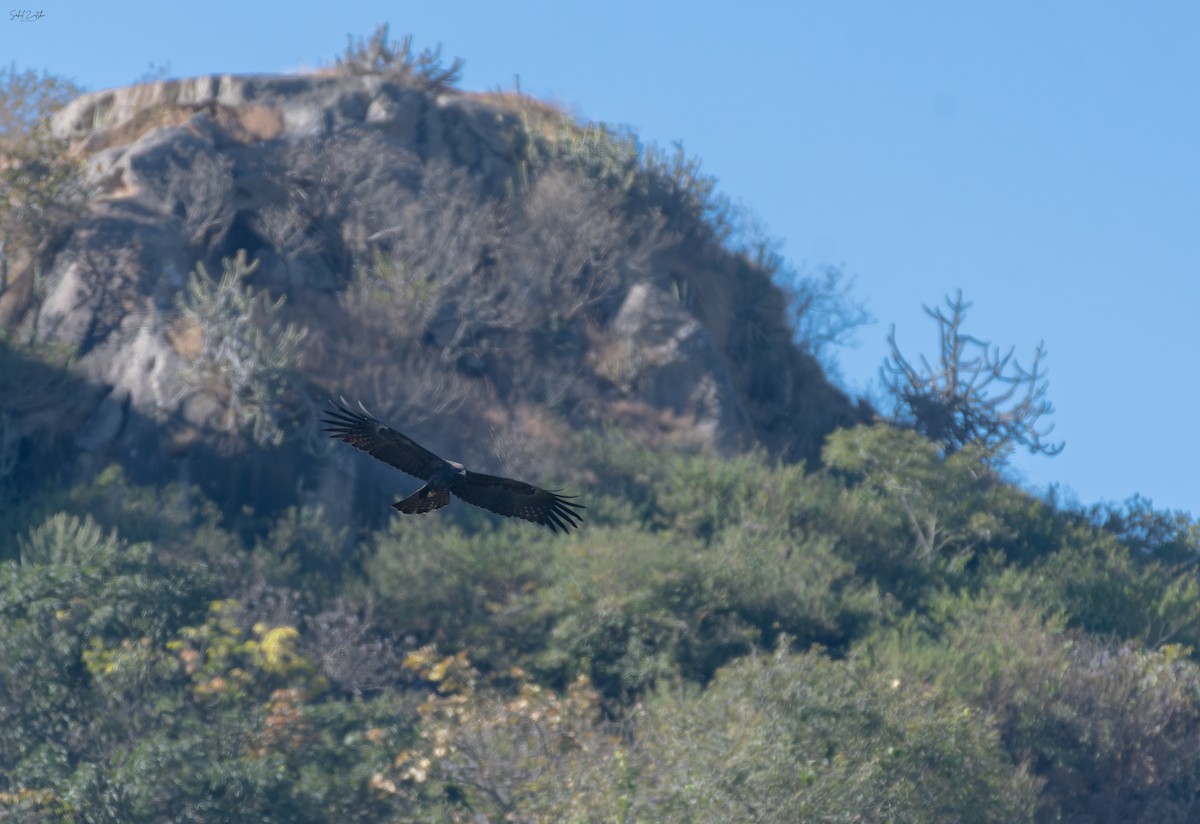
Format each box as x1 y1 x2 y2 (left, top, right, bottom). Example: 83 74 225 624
453 471 585 533
321 398 446 480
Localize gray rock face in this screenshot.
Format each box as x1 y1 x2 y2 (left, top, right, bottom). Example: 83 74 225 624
38 76 514 446
52 74 525 193
610 283 754 452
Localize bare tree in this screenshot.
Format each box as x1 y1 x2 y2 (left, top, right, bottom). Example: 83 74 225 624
343 161 514 357
786 263 873 367
305 600 397 697
164 148 235 252
257 129 416 264
510 168 660 323
0 65 81 137
881 290 1063 457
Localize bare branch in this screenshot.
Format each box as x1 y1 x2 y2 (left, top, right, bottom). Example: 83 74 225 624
164 148 235 251
786 264 873 367
332 25 464 91
881 289 1063 458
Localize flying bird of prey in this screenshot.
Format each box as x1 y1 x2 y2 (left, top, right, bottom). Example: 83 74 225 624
322 399 584 533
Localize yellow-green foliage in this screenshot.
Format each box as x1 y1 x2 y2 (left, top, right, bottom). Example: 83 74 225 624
163 600 322 703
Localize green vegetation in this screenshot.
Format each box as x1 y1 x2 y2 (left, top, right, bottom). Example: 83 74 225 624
0 65 89 308
176 252 311 447
3 425 1199 821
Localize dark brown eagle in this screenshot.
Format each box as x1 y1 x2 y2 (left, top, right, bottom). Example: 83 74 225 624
321 399 584 533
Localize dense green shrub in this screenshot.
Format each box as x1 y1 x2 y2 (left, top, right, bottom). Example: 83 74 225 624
868 593 1200 823
639 647 1040 823
360 517 558 665
362 500 885 701
0 514 215 790
1010 527 1200 649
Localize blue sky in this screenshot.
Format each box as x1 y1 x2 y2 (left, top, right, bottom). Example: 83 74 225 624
5 2 1198 514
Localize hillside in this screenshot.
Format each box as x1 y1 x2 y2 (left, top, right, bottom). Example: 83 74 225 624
2 35 1200 823
4 55 865 526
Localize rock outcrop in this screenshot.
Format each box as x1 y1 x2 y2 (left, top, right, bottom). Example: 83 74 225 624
4 71 867 521
609 282 754 451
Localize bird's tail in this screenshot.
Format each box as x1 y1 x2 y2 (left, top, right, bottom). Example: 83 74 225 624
392 484 451 515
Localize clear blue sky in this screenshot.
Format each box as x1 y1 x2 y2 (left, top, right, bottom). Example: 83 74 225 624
6 2 1198 515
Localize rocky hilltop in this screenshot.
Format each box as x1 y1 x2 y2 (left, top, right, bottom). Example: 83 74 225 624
6 68 866 521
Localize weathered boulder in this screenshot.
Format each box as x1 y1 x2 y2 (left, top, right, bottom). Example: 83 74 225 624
609 282 754 452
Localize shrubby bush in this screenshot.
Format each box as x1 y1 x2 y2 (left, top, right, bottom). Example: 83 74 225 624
360 476 887 702
377 643 1041 823
0 514 215 795
360 517 558 668
1007 526 1200 649
1092 494 1200 564
639 646 1041 823
386 648 637 822
822 424 1006 592
332 24 463 90
0 511 421 820
868 593 1200 823
176 252 310 447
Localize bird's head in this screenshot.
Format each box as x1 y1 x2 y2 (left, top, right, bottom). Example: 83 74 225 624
447 460 467 477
